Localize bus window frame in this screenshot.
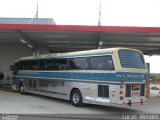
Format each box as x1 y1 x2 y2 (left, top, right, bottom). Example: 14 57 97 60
89 55 115 70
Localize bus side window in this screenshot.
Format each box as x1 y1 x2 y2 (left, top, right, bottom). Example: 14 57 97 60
69 59 77 69
20 61 29 70
42 60 53 70
14 62 19 71
53 59 69 70
54 63 60 70
12 62 19 75
90 56 115 70
39 61 44 70
69 58 89 70
27 60 39 70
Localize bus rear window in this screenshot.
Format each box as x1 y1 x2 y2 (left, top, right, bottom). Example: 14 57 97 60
119 50 146 69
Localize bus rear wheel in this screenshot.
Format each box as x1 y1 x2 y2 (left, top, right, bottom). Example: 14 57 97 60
70 89 83 107
19 83 26 95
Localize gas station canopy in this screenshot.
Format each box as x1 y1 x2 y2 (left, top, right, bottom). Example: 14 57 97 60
1 24 160 54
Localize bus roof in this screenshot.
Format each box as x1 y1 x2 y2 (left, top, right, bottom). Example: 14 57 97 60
19 47 141 61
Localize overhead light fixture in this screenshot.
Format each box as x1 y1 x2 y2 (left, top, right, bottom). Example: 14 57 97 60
20 38 27 44
27 44 33 48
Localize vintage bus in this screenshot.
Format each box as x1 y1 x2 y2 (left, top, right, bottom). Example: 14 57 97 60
11 48 149 107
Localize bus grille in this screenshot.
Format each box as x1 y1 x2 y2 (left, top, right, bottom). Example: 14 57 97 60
125 84 131 97
140 84 145 96
98 85 109 98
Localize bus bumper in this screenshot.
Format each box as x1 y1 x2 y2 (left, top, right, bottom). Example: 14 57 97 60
84 96 148 107
112 99 148 107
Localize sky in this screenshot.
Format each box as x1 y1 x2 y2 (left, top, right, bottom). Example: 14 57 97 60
1 0 160 26
0 0 160 73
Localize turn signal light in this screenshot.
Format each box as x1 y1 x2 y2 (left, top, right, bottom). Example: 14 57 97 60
120 90 124 94
121 79 125 83
121 84 125 89
120 96 124 100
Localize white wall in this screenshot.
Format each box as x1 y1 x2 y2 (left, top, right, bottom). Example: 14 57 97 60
0 45 49 84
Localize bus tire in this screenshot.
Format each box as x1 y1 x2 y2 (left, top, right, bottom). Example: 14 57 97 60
19 83 26 95
70 89 83 107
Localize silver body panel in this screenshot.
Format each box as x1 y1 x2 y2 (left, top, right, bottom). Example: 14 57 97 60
13 77 147 106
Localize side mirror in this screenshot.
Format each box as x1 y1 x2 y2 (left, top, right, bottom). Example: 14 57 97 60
10 65 15 71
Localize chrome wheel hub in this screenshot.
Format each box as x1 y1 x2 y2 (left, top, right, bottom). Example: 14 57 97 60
20 86 24 92
73 93 80 104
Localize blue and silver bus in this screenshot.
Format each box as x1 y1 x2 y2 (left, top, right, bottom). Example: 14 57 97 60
11 48 149 107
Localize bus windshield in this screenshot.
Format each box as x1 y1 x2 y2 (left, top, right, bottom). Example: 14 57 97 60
119 50 146 69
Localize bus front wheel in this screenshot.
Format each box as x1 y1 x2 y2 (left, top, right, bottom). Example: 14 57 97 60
70 89 83 107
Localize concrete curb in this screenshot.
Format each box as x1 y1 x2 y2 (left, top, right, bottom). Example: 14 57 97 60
0 86 19 93
0 89 19 93
0 90 20 95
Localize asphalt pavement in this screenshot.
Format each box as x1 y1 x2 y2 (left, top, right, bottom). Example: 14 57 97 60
0 90 160 120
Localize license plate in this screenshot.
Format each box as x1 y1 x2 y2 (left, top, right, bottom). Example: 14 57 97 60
132 92 139 96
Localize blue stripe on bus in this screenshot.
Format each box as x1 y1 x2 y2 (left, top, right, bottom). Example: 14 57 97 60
14 76 146 85
14 76 123 85
16 71 148 82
